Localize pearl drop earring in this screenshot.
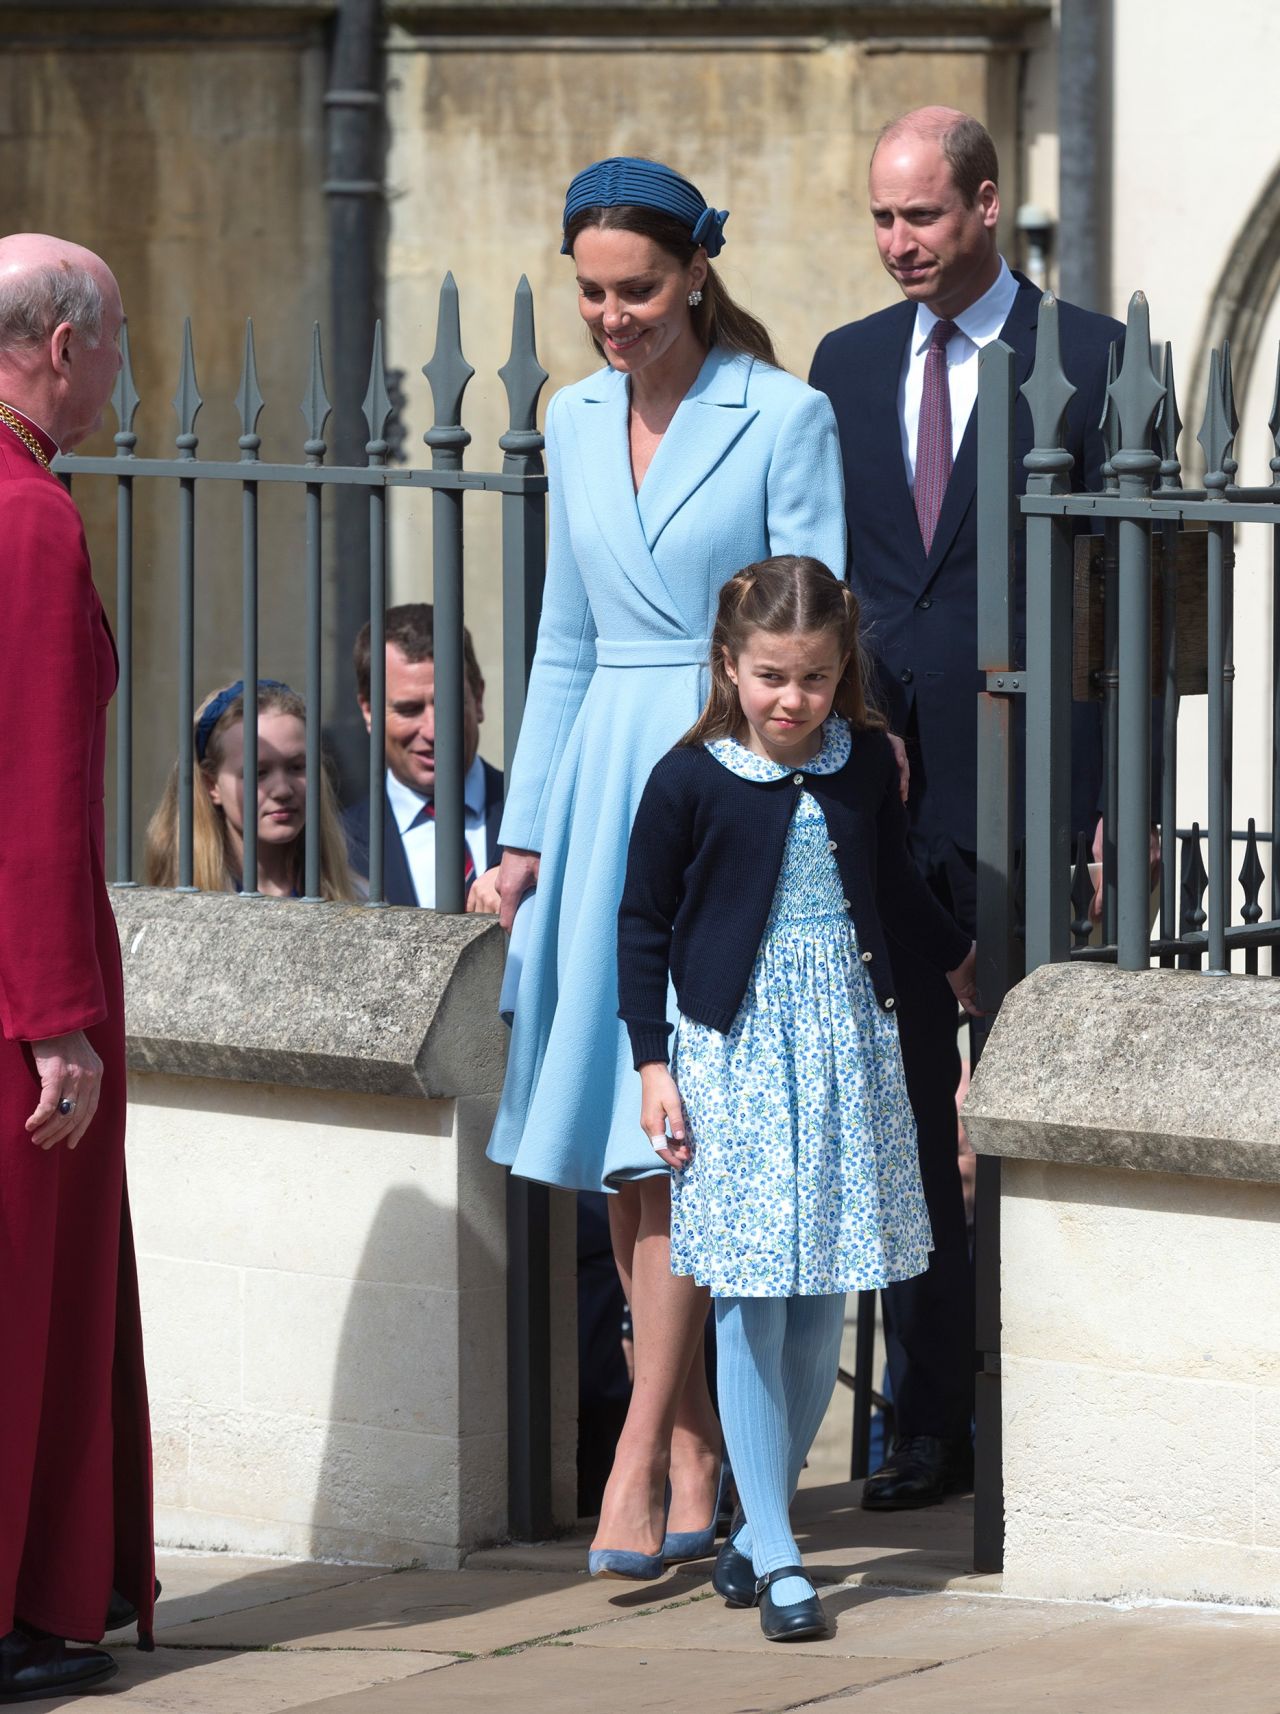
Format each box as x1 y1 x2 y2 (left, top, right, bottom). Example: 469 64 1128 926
688 288 704 307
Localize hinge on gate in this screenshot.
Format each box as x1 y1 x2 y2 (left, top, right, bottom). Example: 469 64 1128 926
984 673 1030 696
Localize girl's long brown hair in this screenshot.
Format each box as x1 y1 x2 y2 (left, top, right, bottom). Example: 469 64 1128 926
144 683 358 901
681 556 885 747
564 200 776 368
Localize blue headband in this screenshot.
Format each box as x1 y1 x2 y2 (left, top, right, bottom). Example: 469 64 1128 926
560 157 729 258
196 678 292 762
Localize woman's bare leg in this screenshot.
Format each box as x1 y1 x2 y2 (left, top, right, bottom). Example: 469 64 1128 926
591 1177 720 1553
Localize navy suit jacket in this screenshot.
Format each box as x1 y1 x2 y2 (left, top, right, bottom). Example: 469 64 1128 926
344 759 504 907
809 271 1122 850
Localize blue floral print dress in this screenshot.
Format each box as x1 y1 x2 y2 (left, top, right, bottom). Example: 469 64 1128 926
668 718 933 1298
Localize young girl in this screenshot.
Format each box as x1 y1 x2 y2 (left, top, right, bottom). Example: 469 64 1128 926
617 556 978 1641
144 679 357 901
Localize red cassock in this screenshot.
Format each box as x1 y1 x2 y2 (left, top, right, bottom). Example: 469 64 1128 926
0 413 155 1645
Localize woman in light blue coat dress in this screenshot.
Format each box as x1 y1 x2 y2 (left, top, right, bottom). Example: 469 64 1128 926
490 158 847 1573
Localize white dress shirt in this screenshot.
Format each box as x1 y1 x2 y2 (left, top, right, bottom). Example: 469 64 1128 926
899 256 1019 491
386 755 489 908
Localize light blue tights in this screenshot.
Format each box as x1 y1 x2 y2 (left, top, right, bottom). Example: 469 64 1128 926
714 1293 846 1608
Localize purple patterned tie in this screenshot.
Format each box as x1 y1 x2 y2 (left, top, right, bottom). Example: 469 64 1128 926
915 319 958 554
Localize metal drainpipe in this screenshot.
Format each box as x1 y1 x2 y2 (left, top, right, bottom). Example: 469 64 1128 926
324 0 385 801
1057 0 1105 312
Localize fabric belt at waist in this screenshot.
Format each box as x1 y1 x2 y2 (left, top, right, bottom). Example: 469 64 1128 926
595 638 712 668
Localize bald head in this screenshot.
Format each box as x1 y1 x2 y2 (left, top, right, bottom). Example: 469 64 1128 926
0 234 123 449
871 108 999 207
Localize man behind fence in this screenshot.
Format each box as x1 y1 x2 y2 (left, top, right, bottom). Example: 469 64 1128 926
346 603 504 912
0 234 155 1701
810 109 1121 1513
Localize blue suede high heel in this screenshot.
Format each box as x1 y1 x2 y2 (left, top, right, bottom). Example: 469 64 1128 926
663 1460 728 1565
588 1483 671 1581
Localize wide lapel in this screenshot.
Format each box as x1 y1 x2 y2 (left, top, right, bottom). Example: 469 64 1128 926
861 303 929 579
635 347 759 550
563 367 686 628
922 275 1041 580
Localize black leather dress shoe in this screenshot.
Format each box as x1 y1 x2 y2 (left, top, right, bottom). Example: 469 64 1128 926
0 1630 117 1703
710 1507 755 1608
755 1566 827 1642
860 1435 975 1511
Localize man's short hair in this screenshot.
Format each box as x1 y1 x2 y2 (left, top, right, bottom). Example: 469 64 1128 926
0 262 104 350
876 111 1000 206
353 603 484 705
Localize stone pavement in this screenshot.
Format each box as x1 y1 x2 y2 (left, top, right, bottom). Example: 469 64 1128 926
47 1482 1280 1713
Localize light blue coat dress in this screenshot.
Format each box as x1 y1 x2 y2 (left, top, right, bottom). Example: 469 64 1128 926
487 343 847 1193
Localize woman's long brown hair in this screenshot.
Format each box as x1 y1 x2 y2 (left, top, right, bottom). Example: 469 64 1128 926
681 556 885 747
564 200 776 368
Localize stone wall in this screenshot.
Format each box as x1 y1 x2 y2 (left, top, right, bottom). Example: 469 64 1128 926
0 4 330 871
113 886 579 1565
964 961 1280 1605
5 0 1045 866
383 2 1034 744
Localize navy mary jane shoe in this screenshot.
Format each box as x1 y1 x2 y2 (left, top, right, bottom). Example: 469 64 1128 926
755 1565 828 1642
711 1506 756 1608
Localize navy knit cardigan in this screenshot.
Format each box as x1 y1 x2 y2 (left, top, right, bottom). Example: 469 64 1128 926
617 728 972 1068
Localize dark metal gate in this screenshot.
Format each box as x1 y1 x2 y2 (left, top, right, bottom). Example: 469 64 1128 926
974 286 1280 1569
57 276 558 1539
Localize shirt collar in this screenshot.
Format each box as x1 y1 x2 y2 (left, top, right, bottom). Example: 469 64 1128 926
912 256 1018 355
386 754 487 833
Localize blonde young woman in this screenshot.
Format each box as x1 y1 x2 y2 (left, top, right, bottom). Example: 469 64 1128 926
145 680 357 900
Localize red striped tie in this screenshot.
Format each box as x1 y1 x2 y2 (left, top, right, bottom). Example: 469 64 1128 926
915 319 958 554
422 800 477 890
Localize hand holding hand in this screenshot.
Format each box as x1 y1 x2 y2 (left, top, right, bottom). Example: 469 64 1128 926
497 848 541 934
946 943 983 1018
639 1063 691 1169
26 1029 104 1150
466 864 503 916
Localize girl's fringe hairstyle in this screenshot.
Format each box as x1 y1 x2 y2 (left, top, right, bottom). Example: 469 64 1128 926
681 555 886 747
563 203 777 368
144 683 358 901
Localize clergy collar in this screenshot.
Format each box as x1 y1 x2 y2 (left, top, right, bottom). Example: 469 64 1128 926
911 255 1018 355
0 400 60 461
386 754 487 833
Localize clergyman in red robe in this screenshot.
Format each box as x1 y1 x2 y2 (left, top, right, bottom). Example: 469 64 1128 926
0 233 155 1703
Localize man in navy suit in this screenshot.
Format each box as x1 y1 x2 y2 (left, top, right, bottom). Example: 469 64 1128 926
345 604 503 910
810 107 1121 1510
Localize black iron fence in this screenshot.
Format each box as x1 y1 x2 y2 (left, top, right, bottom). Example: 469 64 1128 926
59 277 548 913
974 288 1280 1570
56 278 557 1539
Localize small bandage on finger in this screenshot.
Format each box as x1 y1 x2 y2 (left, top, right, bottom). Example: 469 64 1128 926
646 1130 671 1155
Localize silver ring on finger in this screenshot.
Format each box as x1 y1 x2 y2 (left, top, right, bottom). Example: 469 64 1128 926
58 1097 76 1116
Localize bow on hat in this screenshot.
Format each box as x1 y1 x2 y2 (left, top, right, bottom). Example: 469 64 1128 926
561 156 730 257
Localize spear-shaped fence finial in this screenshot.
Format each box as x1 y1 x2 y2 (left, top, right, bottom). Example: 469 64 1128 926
1019 292 1076 493
423 272 475 470
1197 347 1233 492
235 319 265 462
1107 292 1163 492
1155 341 1182 492
498 275 548 474
172 318 203 460
112 317 140 457
363 321 393 466
301 323 331 466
